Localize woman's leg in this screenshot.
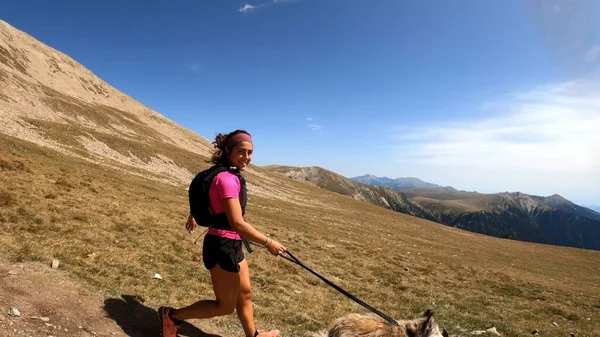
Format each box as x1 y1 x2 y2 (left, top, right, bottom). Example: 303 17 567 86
236 259 256 337
236 259 279 337
172 264 240 320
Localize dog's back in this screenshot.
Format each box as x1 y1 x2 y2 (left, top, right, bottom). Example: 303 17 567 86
312 310 448 337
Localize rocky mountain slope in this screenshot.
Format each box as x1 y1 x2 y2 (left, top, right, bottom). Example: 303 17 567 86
0 19 300 202
267 166 600 250
263 165 437 220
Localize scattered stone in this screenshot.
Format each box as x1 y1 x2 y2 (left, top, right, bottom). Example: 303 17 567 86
293 290 302 294
531 329 538 335
153 273 162 280
8 307 21 317
325 244 336 248
552 322 558 327
30 316 50 322
470 328 501 336
486 327 501 336
8 270 17 275
570 333 575 337
0 314 5 321
404 267 409 272
470 330 486 335
51 259 60 270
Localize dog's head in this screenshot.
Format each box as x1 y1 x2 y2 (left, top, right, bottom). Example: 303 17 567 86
401 310 449 337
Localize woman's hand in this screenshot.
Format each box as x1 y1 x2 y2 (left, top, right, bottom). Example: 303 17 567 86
266 239 286 257
186 214 198 234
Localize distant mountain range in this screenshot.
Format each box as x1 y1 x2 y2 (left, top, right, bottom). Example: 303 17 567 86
263 165 436 220
266 166 600 250
351 174 455 190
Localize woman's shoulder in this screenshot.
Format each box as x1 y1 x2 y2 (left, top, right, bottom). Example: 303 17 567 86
213 170 241 185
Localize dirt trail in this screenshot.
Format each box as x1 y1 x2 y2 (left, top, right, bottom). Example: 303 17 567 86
0 258 226 337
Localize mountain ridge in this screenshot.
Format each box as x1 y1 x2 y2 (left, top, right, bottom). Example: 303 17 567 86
267 165 600 250
350 173 456 190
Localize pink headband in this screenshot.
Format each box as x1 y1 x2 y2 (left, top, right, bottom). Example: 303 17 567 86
226 132 252 151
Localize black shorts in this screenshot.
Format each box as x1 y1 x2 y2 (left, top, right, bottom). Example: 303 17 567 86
202 234 244 273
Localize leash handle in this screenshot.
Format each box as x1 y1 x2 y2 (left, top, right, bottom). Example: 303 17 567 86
282 250 399 326
242 237 254 253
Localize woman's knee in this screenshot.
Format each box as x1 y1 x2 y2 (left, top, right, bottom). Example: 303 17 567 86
216 299 237 315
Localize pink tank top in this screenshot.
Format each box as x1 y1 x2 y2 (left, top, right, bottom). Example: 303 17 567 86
207 171 242 240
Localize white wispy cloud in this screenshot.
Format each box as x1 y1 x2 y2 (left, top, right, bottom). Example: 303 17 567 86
305 118 323 132
238 0 296 14
393 80 600 173
308 124 322 131
239 3 259 13
387 80 600 203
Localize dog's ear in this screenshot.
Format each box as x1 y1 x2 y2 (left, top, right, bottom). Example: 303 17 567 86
418 310 436 336
442 328 449 337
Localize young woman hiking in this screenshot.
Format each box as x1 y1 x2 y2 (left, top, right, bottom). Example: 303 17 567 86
158 129 286 337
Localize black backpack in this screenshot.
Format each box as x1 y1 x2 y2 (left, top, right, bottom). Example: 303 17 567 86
188 164 247 230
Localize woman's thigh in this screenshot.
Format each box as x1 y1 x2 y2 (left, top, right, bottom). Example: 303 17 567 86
210 264 241 310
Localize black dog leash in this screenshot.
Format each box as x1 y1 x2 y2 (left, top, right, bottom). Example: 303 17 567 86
278 249 399 326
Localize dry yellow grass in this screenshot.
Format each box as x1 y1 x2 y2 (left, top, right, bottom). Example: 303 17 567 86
1 133 599 337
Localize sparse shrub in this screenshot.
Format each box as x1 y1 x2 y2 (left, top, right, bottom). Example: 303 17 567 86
71 212 88 222
8 212 19 223
544 305 579 321
0 159 26 171
13 243 42 262
16 206 34 218
0 190 15 206
47 204 60 213
55 177 75 190
45 192 58 199
113 221 128 232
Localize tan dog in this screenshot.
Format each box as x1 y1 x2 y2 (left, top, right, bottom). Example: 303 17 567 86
312 310 449 337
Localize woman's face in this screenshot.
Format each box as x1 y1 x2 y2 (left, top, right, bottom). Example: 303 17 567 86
228 141 253 171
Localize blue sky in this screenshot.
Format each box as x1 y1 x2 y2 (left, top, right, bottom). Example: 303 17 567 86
1 0 599 205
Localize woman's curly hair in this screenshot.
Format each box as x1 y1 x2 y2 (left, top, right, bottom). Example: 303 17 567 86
209 129 251 165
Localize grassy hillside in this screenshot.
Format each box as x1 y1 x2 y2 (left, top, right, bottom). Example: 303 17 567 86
2 135 599 337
